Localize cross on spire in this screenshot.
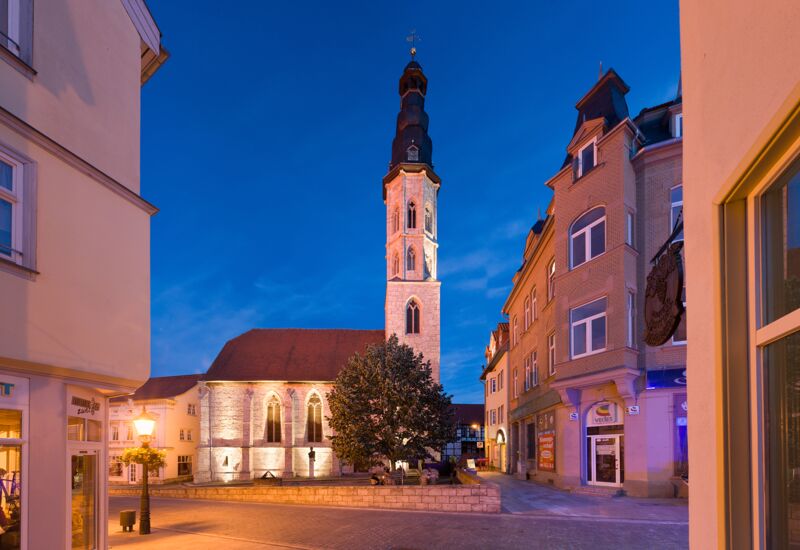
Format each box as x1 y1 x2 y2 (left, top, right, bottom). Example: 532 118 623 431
406 30 421 59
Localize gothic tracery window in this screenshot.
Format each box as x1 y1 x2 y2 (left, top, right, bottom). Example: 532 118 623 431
307 394 322 443
406 299 420 334
266 395 281 443
407 201 417 229
406 246 416 271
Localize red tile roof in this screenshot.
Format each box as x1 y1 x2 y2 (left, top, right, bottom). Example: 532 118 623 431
110 374 201 402
452 404 485 426
204 328 385 382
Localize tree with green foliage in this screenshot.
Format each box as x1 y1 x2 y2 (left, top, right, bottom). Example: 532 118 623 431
327 335 456 470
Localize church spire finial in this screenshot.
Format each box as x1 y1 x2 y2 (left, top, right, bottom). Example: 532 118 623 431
406 30 421 60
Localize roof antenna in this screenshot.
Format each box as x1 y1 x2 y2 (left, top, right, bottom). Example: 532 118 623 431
598 61 603 81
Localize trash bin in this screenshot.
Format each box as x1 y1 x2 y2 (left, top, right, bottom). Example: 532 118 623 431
120 510 136 532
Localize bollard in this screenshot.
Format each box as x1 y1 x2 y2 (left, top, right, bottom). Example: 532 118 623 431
119 510 136 533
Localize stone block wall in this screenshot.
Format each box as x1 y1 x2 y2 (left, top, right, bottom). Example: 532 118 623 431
110 482 500 513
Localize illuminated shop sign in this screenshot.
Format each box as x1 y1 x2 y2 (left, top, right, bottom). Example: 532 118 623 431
646 368 687 389
588 402 619 426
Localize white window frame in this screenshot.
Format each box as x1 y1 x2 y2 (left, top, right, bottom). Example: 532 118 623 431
0 153 24 265
576 138 597 178
524 297 531 330
498 370 503 391
547 260 556 302
531 351 539 387
627 291 636 348
626 210 635 247
523 357 530 392
532 289 538 321
512 316 519 347
570 207 606 269
490 377 496 394
673 113 683 138
1 0 21 57
513 368 518 398
570 297 608 359
548 333 556 376
111 424 119 442
670 184 684 242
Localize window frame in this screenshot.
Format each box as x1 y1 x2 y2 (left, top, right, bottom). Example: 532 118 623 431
406 299 420 334
0 142 35 275
570 207 607 269
548 333 556 376
531 350 539 387
674 113 683 138
523 357 530 392
306 394 323 443
532 288 538 321
547 259 556 302
671 184 684 242
512 368 518 399
576 138 597 178
524 297 531 330
407 201 417 229
570 297 608 359
627 291 636 349
626 210 635 247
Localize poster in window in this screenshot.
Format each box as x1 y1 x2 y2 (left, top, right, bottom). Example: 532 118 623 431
537 432 555 471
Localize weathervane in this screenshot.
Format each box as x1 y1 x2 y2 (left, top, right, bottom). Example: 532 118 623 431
406 30 421 59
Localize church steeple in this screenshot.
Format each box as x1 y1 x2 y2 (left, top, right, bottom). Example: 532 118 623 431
389 60 434 171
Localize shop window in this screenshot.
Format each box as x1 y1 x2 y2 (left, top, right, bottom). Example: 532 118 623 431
0 409 22 548
178 455 192 476
570 298 607 358
67 416 102 442
526 423 536 460
570 207 606 269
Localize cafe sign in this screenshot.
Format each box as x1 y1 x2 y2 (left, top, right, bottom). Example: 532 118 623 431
588 402 620 426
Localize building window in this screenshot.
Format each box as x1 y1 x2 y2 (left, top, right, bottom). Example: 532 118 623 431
499 405 504 423
523 357 530 392
490 377 496 394
570 297 607 358
491 410 496 425
406 299 420 334
627 291 636 348
109 455 123 477
186 429 192 442
407 201 417 229
673 286 687 344
178 455 192 476
532 289 538 321
392 253 400 277
307 394 323 443
570 207 606 269
407 144 419 162
0 156 22 265
179 429 185 441
547 260 556 301
526 423 536 460
524 297 531 330
531 351 539 387
125 423 134 441
392 207 400 234
111 424 119 442
574 140 596 178
68 416 101 442
673 113 683 138
266 396 281 443
406 246 416 271
548 333 556 376
187 404 196 416
512 316 519 347
626 211 635 247
670 185 684 241
498 370 503 391
0 0 20 57
424 205 433 234
513 368 518 399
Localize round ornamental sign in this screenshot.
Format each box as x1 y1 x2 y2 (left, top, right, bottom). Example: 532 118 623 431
644 242 685 346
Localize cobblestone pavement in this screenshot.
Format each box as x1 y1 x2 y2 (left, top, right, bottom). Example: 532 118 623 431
479 471 689 522
109 496 688 549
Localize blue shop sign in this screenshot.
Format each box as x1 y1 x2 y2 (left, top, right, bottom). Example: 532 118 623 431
646 368 687 389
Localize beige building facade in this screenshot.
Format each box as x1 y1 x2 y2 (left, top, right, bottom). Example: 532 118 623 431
109 375 200 486
480 323 509 472
0 1 165 548
681 1 800 547
502 70 687 498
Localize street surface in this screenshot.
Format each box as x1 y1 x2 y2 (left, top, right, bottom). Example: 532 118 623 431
109 474 688 549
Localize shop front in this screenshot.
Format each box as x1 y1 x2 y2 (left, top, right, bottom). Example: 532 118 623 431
585 401 624 487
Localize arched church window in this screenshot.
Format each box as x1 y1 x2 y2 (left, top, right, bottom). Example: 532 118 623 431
392 253 400 277
406 299 420 334
266 396 281 443
406 246 416 271
407 145 419 162
307 394 322 443
407 201 417 229
392 207 400 234
424 205 433 233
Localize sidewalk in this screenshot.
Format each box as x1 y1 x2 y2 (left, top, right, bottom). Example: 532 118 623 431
479 471 688 523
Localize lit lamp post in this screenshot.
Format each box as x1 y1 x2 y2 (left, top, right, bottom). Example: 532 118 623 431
133 407 157 535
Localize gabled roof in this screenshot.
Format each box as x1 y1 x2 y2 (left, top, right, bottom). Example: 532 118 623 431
204 329 385 382
452 404 485 426
110 374 200 402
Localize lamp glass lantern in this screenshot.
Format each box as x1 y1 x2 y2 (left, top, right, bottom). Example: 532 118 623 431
134 407 157 445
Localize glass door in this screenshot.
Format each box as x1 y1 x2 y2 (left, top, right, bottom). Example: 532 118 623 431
590 435 620 486
70 451 97 550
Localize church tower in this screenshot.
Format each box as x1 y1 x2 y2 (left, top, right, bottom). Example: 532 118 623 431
383 55 441 382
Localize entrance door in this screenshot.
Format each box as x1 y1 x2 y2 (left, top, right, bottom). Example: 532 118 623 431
70 451 98 549
590 435 621 486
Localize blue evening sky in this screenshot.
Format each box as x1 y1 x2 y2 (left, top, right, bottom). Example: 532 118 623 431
143 1 681 403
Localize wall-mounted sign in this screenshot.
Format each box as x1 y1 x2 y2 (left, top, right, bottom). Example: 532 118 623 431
626 405 640 416
587 402 620 427
537 410 555 431
644 242 685 346
71 396 100 416
0 383 14 397
477 441 484 449
569 412 578 421
646 368 687 389
537 432 555 471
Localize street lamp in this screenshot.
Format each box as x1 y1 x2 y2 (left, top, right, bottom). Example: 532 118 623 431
133 406 156 535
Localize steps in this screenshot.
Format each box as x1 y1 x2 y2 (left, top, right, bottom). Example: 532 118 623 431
571 485 626 498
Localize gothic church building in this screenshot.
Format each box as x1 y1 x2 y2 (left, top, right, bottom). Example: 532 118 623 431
196 58 442 481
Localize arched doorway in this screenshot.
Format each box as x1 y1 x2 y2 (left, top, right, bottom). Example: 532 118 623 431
585 401 624 487
496 429 507 473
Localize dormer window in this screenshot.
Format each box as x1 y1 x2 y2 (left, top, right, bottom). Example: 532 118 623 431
673 113 683 138
574 140 596 179
407 145 419 162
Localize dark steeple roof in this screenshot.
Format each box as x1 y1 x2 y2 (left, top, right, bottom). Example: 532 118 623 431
572 68 630 137
389 59 434 171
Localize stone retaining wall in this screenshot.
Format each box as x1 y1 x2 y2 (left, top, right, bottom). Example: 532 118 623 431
110 481 500 513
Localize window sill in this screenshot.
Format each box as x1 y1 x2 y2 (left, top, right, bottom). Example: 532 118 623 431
0 256 37 280
0 45 36 80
